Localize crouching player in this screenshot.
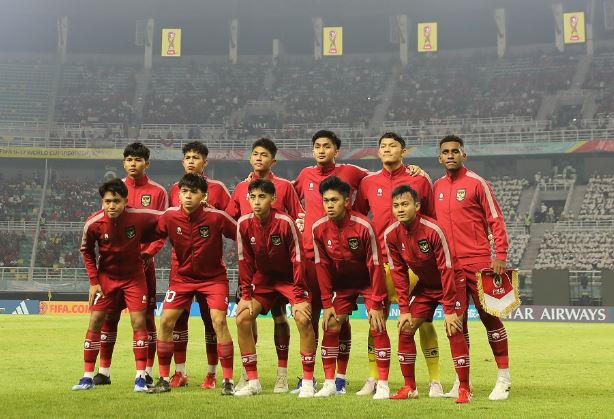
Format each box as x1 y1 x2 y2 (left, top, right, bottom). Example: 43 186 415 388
73 179 160 392
312 176 391 399
384 185 471 403
234 179 316 397
147 174 237 395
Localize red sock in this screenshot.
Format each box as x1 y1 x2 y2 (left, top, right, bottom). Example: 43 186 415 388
84 329 101 373
99 316 119 369
481 310 509 369
146 311 157 368
398 331 417 388
241 352 258 380
133 330 148 371
337 321 351 375
205 330 218 370
301 352 316 381
371 330 391 381
173 312 189 366
321 330 339 380
217 342 234 380
274 322 290 368
157 340 174 378
449 332 470 388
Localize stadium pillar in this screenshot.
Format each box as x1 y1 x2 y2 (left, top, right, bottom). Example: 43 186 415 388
494 8 507 58
397 15 409 66
601 270 614 306
553 3 565 52
586 0 595 56
313 17 323 61
57 16 68 64
144 18 154 70
229 18 239 65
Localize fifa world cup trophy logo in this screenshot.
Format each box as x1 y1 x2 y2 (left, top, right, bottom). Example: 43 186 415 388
423 25 432 50
569 15 579 41
328 30 337 54
167 31 176 56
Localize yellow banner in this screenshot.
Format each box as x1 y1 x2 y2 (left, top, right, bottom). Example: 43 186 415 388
161 28 182 57
0 147 122 159
564 12 585 44
417 22 437 52
323 27 343 56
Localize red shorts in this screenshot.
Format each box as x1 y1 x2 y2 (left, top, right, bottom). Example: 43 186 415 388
331 287 385 315
92 272 148 313
408 280 466 319
304 259 321 311
252 280 311 313
163 275 229 312
461 261 491 312
115 262 156 312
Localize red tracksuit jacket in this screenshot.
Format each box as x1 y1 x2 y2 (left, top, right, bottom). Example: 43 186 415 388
433 166 508 267
168 173 231 210
384 214 460 314
354 165 435 259
293 162 369 259
312 210 387 309
123 175 168 256
226 172 304 220
81 207 160 286
154 204 237 283
237 209 307 301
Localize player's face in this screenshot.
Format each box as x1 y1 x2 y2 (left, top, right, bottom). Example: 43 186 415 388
123 155 149 179
392 193 420 224
182 151 208 174
378 137 406 166
322 190 348 221
179 187 207 213
248 189 275 219
313 137 339 165
250 146 275 172
438 141 466 172
101 192 127 219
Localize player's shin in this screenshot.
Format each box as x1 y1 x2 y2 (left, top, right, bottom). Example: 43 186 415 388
449 332 470 389
418 322 440 382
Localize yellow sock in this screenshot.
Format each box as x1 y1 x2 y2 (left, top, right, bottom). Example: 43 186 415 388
419 322 440 382
367 334 377 380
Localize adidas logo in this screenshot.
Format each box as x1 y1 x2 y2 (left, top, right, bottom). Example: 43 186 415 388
12 300 29 315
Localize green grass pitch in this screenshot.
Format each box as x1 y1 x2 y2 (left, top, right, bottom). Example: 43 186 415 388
0 316 612 418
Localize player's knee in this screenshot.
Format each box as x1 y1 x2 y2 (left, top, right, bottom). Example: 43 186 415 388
211 315 228 332
272 313 288 324
235 311 253 330
294 313 310 330
89 311 106 331
160 315 175 333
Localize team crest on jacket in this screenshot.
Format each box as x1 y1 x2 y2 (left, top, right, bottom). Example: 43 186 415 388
271 234 282 246
417 239 430 253
347 237 360 250
456 189 466 201
199 226 210 238
125 226 136 239
141 194 152 207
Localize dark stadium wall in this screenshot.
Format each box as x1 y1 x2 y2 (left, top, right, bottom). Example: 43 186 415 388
532 269 571 305
601 270 614 307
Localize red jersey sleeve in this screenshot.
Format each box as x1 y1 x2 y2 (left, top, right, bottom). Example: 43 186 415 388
417 176 436 219
423 219 457 314
476 179 509 261
284 182 305 220
219 209 238 240
292 172 304 201
280 215 308 302
143 188 168 256
353 179 370 216
80 222 99 286
152 212 169 241
225 188 241 220
313 226 335 309
384 228 411 314
237 220 256 300
361 222 387 308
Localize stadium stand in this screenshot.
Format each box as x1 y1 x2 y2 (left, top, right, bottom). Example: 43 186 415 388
0 176 43 222
0 59 53 122
578 174 614 220
0 231 32 268
489 176 529 223
535 230 614 270
44 178 100 222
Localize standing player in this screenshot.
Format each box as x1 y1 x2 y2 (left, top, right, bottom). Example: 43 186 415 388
234 179 316 397
434 135 511 400
226 138 304 393
353 132 443 397
384 185 471 403
168 141 231 389
292 130 369 394
73 179 160 392
147 174 237 395
93 142 167 387
312 177 391 400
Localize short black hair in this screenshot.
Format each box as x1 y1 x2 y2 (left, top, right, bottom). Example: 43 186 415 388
123 142 150 160
178 173 208 194
392 185 419 203
439 135 464 148
319 176 350 199
182 141 209 158
99 178 128 199
252 138 278 158
379 132 406 149
312 130 341 149
248 179 276 196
